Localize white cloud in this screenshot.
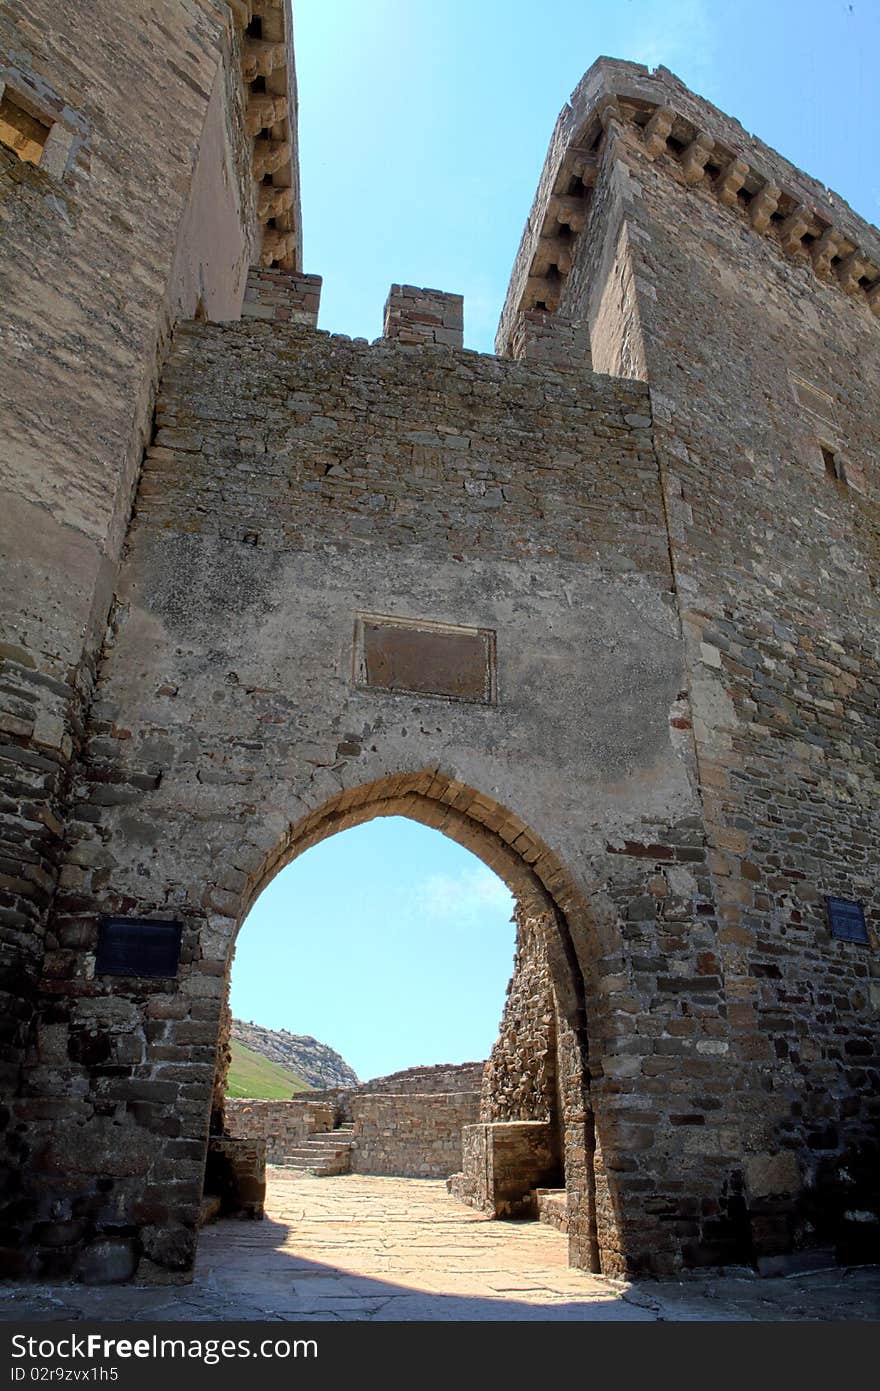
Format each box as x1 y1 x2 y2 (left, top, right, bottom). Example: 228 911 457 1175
420 865 515 925
626 0 716 89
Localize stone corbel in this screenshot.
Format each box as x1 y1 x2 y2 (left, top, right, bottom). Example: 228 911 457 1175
777 204 813 255
534 236 573 276
835 248 867 295
716 156 749 207
242 39 286 81
810 225 844 276
548 194 587 233
642 106 674 159
749 182 780 232
525 273 562 311
246 93 287 137
257 184 294 222
260 229 295 266
252 138 290 179
228 0 252 29
680 131 714 186
569 151 599 187
596 93 624 135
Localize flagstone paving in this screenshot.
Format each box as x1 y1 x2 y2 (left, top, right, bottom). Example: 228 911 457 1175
2 1170 878 1321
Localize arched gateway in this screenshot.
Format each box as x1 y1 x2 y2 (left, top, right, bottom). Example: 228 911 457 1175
2 8 876 1285
213 775 601 1271
9 301 741 1282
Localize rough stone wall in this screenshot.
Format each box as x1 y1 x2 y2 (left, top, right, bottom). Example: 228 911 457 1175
0 0 262 1260
350 1093 480 1178
453 1120 558 1217
480 907 559 1128
357 1062 485 1095
14 306 713 1282
7 44 873 1286
204 1135 265 1220
225 1098 334 1162
556 61 880 1267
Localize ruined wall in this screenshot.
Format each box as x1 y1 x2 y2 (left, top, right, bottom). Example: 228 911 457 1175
225 1097 334 1162
552 61 880 1267
350 1092 479 1178
357 1062 484 1095
480 907 560 1127
453 1120 558 1217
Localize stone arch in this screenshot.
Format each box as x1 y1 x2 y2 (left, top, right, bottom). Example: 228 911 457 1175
212 767 604 1273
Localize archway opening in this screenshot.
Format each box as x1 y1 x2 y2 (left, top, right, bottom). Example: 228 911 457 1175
199 773 599 1274
228 816 519 1089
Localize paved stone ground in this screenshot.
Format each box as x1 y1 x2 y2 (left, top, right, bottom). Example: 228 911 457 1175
2 1170 878 1322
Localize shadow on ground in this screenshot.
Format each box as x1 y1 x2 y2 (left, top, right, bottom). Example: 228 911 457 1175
2 1173 878 1322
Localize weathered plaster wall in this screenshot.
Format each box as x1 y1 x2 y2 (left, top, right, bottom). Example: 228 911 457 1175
11 316 726 1282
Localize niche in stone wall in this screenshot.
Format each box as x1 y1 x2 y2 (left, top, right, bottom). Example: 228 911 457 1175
0 79 76 178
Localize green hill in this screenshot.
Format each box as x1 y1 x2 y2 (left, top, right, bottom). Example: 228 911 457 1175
226 1039 311 1099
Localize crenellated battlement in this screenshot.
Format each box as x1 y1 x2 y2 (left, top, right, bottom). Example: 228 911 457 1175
497 59 880 355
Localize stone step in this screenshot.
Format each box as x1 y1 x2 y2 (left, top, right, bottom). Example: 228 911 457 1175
198 1193 223 1227
273 1127 356 1177
284 1140 353 1156
279 1157 351 1176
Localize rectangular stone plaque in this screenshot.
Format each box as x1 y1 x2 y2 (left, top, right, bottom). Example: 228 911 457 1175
825 897 868 944
789 372 836 425
95 917 183 978
354 614 496 704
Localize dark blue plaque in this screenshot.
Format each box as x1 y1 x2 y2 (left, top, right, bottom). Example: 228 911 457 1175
96 917 182 978
825 897 868 945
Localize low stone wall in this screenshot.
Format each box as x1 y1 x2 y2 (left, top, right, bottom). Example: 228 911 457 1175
350 1092 480 1178
451 1120 559 1218
205 1136 266 1220
225 1098 334 1162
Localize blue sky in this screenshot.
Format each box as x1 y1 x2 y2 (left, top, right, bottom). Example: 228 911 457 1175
230 818 516 1081
231 0 878 1081
291 0 878 352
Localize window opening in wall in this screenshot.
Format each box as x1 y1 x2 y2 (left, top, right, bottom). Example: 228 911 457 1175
0 90 50 165
821 445 847 484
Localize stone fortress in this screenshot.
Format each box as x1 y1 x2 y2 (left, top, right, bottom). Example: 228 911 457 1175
0 0 877 1286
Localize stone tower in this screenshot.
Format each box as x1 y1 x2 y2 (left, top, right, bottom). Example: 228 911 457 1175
0 8 877 1283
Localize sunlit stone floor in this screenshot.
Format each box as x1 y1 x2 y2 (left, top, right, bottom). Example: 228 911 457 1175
3 1169 878 1322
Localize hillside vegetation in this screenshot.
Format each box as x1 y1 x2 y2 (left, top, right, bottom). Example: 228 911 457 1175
232 1018 359 1090
226 1039 311 1099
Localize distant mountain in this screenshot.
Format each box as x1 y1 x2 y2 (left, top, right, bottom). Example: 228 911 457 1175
227 1040 310 1099
231 1018 359 1090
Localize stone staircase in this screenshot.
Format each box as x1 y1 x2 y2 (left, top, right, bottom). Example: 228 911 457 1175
278 1126 355 1176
